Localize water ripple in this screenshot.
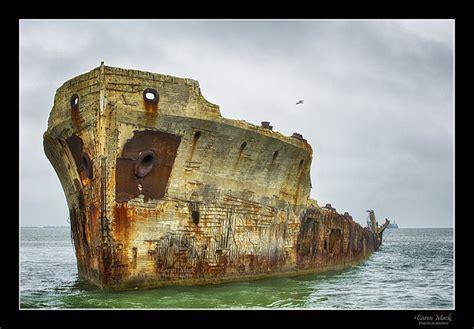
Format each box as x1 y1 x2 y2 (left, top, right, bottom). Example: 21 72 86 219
20 227 453 309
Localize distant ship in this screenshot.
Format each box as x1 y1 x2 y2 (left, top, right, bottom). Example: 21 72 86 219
43 63 390 290
387 221 399 229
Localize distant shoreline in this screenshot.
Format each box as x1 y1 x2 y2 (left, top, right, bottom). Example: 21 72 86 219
21 226 69 228
20 226 454 229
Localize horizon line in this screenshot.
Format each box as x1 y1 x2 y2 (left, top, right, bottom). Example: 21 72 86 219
20 225 455 229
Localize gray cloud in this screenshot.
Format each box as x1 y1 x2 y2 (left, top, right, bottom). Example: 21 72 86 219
20 19 453 228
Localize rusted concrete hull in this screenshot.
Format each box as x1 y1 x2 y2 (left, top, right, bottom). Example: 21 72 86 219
43 64 386 290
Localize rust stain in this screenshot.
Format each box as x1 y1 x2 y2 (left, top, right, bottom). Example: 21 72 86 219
295 207 381 269
71 109 79 129
143 101 158 113
110 202 135 282
79 170 90 187
115 158 139 202
87 204 100 251
113 202 131 247
143 88 159 113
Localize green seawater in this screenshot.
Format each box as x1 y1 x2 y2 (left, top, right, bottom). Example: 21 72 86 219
20 227 453 309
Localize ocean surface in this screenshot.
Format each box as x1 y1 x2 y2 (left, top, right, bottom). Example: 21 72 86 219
20 227 453 309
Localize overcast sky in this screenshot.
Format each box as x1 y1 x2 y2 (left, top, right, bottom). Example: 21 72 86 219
20 19 454 228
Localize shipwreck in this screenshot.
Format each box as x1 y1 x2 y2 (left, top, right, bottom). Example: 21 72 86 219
43 63 390 290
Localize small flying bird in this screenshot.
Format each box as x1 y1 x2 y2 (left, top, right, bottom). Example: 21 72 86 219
296 100 304 105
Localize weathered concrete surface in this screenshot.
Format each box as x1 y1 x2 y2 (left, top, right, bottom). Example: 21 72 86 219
43 64 388 290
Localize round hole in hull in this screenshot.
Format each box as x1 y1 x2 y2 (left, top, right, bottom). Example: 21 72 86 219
143 88 159 103
134 150 157 178
70 94 79 108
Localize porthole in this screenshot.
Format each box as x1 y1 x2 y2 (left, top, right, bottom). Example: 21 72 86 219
134 150 156 178
70 94 79 111
143 88 159 103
